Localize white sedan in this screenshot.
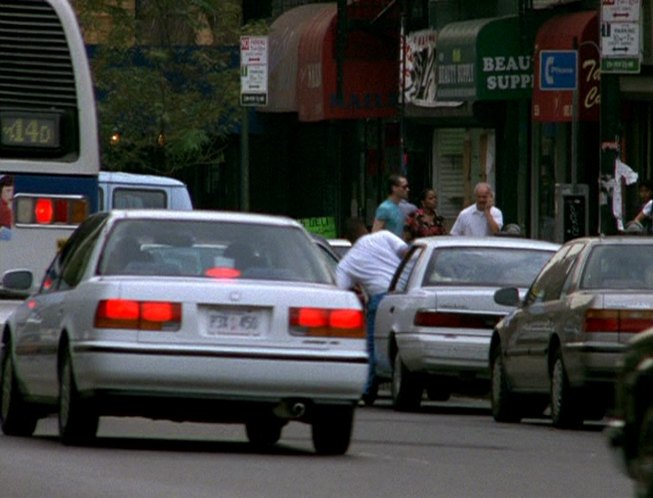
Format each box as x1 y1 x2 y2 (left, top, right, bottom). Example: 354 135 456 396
1 210 367 454
374 236 559 411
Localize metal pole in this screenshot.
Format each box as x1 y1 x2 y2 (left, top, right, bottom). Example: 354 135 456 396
240 107 250 212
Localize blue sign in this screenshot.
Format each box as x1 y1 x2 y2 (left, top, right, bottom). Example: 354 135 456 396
539 50 578 91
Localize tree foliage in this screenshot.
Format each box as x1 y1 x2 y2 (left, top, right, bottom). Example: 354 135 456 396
75 0 266 175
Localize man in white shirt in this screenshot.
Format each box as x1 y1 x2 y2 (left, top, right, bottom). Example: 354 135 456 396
336 223 409 405
450 182 503 236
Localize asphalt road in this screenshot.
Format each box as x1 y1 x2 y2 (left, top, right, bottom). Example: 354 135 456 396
0 395 632 498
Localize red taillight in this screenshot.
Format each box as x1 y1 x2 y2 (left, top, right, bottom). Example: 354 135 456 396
205 267 241 279
95 299 181 331
34 198 53 224
289 307 365 338
414 311 499 329
585 309 653 333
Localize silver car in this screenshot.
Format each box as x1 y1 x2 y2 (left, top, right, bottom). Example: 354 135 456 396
491 236 653 428
1 210 367 454
374 236 559 411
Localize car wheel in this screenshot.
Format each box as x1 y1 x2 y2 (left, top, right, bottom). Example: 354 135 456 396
59 351 99 445
490 349 521 423
635 402 653 498
311 405 354 455
392 353 422 412
550 351 582 429
0 347 38 436
246 416 284 447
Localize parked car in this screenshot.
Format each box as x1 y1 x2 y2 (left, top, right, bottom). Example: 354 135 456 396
99 171 193 211
374 236 559 411
491 236 653 428
0 210 367 454
608 327 653 498
328 238 352 258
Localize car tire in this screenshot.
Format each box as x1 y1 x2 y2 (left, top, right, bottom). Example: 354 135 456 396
635 402 653 498
59 351 99 446
311 405 354 455
392 353 422 412
246 416 284 447
550 351 582 429
0 347 38 436
490 349 522 423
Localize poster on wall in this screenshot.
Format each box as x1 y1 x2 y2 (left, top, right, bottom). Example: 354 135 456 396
401 30 438 107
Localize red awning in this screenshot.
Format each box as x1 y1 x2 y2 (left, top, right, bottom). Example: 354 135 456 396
532 11 599 122
261 3 399 122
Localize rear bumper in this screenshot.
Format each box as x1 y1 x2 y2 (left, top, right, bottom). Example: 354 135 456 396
565 342 624 386
396 331 491 377
71 342 368 407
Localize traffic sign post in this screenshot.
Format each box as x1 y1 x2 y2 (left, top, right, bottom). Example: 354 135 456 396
240 36 269 106
600 0 641 74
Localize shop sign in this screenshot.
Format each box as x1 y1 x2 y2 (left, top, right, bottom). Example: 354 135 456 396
299 217 337 239
401 30 438 107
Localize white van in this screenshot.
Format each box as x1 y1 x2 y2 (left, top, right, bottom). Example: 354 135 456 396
99 171 193 211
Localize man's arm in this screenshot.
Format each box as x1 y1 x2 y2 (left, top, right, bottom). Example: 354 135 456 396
484 194 502 234
371 218 386 232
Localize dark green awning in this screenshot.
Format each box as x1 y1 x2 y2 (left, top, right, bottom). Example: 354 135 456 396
436 16 534 101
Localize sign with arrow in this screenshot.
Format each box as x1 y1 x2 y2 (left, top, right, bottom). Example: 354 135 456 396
601 0 641 73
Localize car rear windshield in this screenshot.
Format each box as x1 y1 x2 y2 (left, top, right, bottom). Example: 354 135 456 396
424 247 554 287
581 244 653 290
97 219 334 284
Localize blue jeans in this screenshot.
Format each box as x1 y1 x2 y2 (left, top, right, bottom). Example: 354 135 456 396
364 292 386 396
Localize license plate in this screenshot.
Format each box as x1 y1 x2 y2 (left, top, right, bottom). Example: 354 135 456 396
204 308 266 337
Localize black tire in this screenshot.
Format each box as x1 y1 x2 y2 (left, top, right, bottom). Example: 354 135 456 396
490 349 521 423
58 351 99 446
391 353 422 412
550 351 582 429
245 417 284 447
311 405 354 455
635 402 653 498
0 347 38 436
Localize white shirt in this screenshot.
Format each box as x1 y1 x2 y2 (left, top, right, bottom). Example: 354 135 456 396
450 204 503 236
336 230 408 296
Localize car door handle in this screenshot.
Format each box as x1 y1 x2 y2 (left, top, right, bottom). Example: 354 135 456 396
389 306 395 313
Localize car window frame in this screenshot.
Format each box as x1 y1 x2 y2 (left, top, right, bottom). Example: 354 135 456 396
388 244 424 293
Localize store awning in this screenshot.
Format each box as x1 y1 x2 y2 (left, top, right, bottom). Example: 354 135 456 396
436 16 534 101
532 11 599 122
261 3 398 122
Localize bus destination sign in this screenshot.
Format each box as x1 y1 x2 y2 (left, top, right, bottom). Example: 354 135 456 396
0 113 60 149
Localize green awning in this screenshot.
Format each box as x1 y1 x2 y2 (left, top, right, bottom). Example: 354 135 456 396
436 16 533 101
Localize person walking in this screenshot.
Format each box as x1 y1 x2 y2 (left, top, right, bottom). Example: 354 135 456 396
450 182 503 236
336 220 409 405
627 179 653 234
406 188 446 239
372 174 410 237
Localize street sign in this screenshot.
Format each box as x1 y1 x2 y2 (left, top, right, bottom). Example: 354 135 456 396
601 0 641 74
240 36 268 106
539 50 577 91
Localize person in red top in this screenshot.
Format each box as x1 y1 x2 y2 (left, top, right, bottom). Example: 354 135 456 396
406 188 446 239
0 174 14 230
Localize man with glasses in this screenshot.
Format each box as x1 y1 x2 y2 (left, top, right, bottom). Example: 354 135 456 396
372 174 410 238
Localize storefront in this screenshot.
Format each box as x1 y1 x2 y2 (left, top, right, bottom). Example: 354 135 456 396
256 2 400 231
531 11 600 242
431 15 541 230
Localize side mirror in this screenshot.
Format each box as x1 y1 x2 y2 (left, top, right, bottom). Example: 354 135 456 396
2 270 34 293
494 287 520 307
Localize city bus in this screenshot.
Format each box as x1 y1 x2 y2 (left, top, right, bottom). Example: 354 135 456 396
1 0 100 323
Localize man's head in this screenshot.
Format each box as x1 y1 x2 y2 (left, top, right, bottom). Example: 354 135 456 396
343 218 369 244
388 174 409 202
474 182 494 211
639 180 653 203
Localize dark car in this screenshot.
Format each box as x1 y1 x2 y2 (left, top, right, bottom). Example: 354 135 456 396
491 236 653 428
608 328 653 498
